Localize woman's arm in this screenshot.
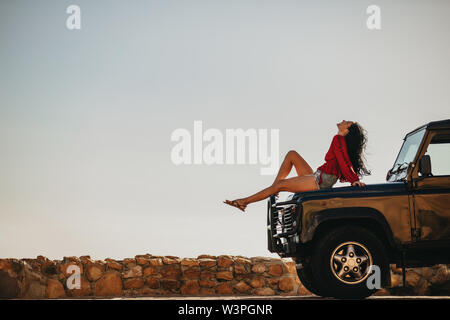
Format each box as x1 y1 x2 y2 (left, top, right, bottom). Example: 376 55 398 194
332 135 360 184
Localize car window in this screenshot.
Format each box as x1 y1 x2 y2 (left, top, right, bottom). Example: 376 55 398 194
424 134 450 176
393 128 426 168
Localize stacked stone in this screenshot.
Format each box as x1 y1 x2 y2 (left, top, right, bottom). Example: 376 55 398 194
5 255 449 299
118 254 308 297
375 264 450 296
0 258 26 298
0 254 310 299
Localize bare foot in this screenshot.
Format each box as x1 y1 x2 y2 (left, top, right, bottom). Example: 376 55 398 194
223 199 247 212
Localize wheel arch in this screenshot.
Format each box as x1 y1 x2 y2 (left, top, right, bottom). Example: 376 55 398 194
302 207 399 258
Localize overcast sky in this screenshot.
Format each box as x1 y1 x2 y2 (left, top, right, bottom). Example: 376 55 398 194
1 0 449 260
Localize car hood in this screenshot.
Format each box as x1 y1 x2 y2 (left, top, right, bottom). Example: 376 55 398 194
290 181 408 202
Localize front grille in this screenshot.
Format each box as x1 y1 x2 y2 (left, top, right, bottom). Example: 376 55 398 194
274 206 296 235
267 196 301 255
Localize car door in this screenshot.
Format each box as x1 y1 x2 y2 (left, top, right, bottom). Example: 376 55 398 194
412 130 450 242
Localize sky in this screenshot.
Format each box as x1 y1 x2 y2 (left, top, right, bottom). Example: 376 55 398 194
0 0 449 260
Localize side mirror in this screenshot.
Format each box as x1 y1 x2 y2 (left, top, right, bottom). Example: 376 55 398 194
419 155 432 177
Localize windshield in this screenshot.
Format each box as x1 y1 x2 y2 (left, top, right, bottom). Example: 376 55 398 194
391 128 426 173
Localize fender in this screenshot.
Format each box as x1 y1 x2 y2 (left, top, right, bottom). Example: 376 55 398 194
301 206 398 250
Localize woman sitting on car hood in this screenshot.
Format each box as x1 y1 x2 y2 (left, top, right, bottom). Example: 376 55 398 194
224 120 371 212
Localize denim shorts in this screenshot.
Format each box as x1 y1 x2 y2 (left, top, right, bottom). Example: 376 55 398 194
312 169 338 190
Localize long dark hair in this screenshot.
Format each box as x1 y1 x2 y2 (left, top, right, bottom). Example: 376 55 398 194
345 122 371 177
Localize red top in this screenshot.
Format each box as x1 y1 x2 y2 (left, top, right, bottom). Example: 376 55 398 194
316 134 360 185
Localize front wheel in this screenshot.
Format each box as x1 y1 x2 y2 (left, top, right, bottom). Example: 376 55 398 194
295 257 328 297
311 225 389 299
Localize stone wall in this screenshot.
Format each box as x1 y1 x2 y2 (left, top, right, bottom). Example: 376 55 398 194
375 264 450 296
0 254 308 299
1 254 450 299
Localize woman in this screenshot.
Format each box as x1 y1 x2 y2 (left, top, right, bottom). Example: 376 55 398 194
224 120 371 212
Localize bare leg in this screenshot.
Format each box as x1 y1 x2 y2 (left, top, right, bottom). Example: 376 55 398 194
227 175 319 210
273 150 315 185
224 150 318 212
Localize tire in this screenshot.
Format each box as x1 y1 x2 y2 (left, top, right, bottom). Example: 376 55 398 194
295 257 329 297
311 225 389 299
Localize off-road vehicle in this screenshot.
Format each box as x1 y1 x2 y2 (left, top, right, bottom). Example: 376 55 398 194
267 119 450 298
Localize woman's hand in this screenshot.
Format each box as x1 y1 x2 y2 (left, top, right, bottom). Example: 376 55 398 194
352 181 366 187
